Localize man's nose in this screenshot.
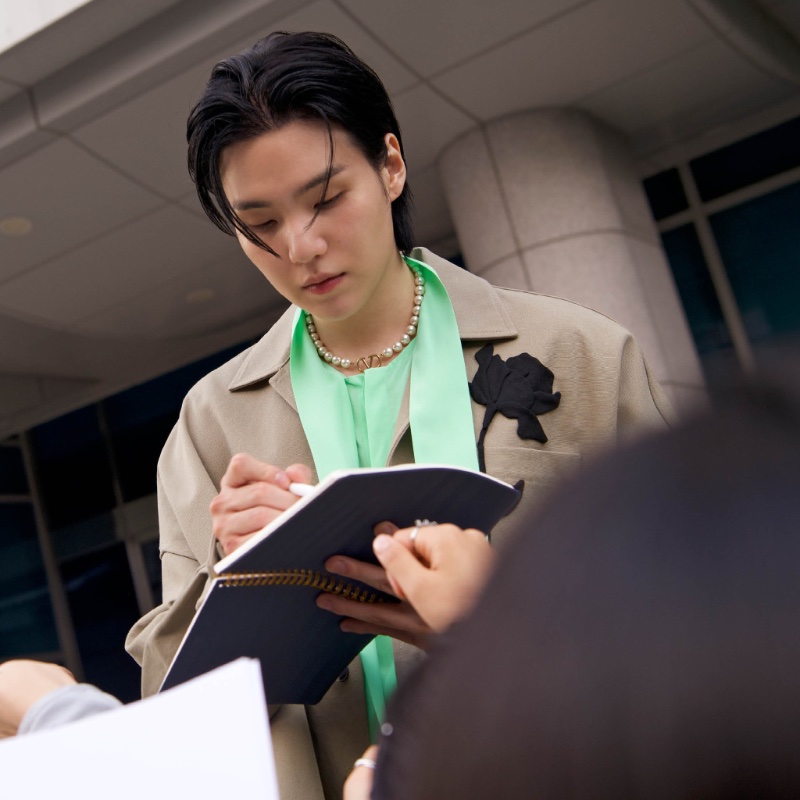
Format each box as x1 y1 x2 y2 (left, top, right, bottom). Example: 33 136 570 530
286 221 326 264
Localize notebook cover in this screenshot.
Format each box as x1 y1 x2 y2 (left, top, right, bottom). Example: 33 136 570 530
160 464 521 703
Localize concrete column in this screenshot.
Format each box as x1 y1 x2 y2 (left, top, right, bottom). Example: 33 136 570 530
437 108 706 416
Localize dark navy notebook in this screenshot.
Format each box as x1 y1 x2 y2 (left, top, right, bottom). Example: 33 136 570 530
160 464 521 703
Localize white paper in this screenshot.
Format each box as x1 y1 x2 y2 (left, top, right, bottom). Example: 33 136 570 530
0 658 279 799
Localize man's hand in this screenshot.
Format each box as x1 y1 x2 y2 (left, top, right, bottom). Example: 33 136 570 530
0 660 76 739
316 551 432 649
317 521 496 644
210 453 313 555
373 523 496 632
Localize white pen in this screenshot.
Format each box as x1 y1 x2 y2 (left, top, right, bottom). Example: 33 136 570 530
289 482 316 497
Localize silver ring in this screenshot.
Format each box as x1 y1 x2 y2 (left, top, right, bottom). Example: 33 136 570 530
354 757 377 770
410 519 435 550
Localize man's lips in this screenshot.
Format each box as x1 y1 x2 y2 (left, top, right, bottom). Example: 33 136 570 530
303 273 345 294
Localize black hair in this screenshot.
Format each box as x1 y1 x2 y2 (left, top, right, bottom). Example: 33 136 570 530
187 31 414 256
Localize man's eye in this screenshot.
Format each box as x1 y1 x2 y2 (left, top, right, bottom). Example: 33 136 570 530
316 193 341 210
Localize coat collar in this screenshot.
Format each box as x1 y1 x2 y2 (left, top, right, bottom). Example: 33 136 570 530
227 247 518 395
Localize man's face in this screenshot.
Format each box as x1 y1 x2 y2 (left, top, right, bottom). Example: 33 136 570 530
219 119 406 324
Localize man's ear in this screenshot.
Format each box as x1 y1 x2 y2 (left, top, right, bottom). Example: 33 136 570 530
383 133 407 201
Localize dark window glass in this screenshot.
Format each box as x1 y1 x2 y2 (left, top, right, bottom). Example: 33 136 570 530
104 341 250 502
0 503 59 657
0 584 59 657
660 223 739 386
52 511 117 562
0 501 38 546
104 342 251 433
0 504 43 608
30 406 116 529
709 181 800 351
107 416 174 501
62 543 141 703
643 168 689 220
691 115 800 202
661 224 732 354
0 445 28 495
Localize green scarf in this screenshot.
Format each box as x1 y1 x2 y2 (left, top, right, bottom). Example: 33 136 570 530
290 256 478 739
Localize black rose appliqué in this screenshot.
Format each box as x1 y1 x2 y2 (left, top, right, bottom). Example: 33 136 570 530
469 343 561 472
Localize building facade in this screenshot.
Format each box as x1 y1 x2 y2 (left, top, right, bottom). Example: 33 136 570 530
1 0 798 699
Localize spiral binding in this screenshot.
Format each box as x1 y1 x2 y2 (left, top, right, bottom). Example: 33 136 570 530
218 569 386 604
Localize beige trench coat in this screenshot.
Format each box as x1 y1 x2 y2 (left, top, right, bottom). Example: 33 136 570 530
126 248 672 800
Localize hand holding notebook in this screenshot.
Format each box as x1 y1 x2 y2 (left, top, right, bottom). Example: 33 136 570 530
320 522 498 636
161 463 521 703
211 453 313 557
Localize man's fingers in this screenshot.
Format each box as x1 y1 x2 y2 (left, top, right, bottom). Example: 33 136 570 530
324 556 395 596
220 453 290 490
214 506 280 555
316 594 431 646
372 534 429 600
373 520 398 536
212 457 315 556
285 463 314 484
213 504 284 537
211 481 298 518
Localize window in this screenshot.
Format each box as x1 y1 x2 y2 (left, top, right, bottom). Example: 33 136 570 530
645 113 800 385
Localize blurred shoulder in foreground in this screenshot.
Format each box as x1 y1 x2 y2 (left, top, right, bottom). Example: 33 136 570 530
374 345 800 800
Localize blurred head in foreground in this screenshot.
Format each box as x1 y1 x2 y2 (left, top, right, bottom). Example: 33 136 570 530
374 367 800 799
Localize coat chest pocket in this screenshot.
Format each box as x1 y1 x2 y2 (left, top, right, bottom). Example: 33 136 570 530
483 446 581 550
484 446 580 490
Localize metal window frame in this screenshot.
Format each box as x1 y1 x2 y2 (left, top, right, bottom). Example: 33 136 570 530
654 162 800 375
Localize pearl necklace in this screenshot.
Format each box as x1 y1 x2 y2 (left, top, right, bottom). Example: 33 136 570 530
305 267 426 372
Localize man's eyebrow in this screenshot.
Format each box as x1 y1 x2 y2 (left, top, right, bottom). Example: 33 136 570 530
231 165 347 212
232 199 270 211
295 164 346 198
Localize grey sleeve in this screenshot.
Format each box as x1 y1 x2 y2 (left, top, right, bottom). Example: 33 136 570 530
18 684 123 735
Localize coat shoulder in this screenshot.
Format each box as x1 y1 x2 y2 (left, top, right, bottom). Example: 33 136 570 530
491 284 638 352
181 345 257 411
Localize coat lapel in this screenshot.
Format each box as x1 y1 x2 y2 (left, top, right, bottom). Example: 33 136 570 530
416 248 518 341
388 248 519 458
226 249 519 455
227 306 297 410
